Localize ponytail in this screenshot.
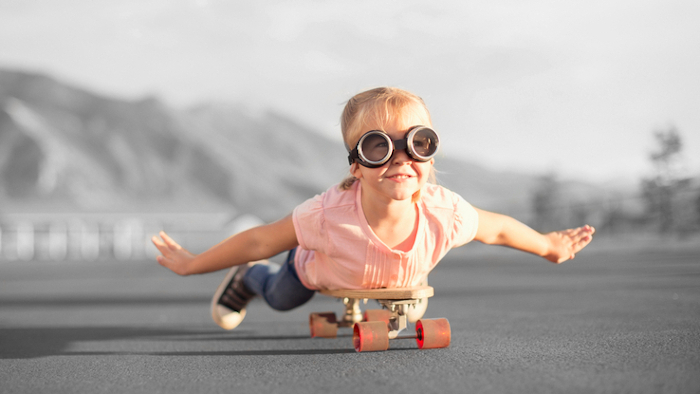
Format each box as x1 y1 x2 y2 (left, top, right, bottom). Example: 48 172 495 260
338 175 358 190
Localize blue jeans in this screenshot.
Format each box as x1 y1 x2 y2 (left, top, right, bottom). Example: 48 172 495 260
242 248 316 311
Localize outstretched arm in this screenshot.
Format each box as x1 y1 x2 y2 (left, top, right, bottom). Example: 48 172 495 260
473 208 594 264
152 214 299 276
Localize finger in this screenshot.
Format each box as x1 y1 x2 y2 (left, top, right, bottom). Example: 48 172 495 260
573 226 593 241
562 227 585 238
556 251 577 264
159 231 181 251
151 235 171 256
571 226 588 236
156 255 173 268
151 235 166 248
580 225 595 235
572 234 593 253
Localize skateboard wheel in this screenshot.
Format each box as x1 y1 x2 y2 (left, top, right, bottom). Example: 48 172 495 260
353 321 389 352
363 309 391 324
309 312 338 338
416 318 451 349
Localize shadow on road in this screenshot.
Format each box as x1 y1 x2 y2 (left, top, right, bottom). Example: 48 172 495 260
0 326 356 359
61 349 358 356
0 295 211 308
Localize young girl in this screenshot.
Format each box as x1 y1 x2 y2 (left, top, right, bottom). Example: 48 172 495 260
152 87 595 330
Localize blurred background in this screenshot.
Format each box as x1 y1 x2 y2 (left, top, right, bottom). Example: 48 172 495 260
1 0 699 261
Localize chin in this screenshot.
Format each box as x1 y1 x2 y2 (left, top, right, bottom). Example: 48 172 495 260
387 189 419 201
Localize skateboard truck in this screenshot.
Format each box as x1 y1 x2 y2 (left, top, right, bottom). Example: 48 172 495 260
338 297 363 328
380 299 412 339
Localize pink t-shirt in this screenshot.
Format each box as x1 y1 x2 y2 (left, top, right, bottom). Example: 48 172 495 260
292 181 479 290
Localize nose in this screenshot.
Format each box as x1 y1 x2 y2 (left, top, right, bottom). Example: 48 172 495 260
391 148 412 164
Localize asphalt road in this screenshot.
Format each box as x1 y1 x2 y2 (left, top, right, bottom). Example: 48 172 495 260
1 242 699 393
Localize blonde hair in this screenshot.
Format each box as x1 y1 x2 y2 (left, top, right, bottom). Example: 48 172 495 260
339 87 437 197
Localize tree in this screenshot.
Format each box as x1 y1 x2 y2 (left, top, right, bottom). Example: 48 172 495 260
640 126 690 234
531 173 561 232
696 191 700 229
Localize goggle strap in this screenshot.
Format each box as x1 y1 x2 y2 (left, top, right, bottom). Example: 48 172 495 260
348 149 358 165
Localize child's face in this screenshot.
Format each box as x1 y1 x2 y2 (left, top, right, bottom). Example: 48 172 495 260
350 105 434 204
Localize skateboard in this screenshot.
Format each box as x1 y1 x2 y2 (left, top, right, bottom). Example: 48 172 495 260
308 285 451 352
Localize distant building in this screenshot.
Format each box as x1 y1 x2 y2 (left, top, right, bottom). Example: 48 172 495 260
0 211 262 262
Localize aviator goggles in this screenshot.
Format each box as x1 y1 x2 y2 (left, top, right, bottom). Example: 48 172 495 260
348 126 440 168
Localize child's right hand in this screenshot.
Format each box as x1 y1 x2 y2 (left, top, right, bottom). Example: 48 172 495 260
151 231 197 276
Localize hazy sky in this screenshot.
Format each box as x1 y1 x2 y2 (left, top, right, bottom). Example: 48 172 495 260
1 0 698 184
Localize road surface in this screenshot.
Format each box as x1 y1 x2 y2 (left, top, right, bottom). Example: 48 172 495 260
1 242 699 393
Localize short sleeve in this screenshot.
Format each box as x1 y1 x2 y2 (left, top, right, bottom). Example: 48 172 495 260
292 194 326 252
452 194 479 247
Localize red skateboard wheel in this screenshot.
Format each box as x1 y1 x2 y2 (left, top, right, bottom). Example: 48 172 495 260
416 318 451 349
309 312 338 338
353 321 389 352
363 309 391 324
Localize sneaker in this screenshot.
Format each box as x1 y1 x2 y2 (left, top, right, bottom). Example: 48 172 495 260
211 261 265 330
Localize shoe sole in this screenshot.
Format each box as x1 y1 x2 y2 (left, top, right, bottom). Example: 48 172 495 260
210 265 247 330
210 260 269 330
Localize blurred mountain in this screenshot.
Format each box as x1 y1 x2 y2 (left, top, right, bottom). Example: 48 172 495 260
0 68 350 221
0 67 610 224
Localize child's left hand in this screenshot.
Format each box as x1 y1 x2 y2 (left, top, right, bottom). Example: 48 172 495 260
543 225 595 264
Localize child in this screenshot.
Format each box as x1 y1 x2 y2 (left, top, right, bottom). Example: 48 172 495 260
152 87 595 330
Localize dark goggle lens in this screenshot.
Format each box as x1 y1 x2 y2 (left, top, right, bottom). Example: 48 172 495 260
360 133 391 162
410 127 439 159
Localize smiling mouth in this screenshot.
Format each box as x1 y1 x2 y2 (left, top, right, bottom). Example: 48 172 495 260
387 174 414 180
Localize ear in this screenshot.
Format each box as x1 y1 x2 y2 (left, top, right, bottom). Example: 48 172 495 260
350 162 363 179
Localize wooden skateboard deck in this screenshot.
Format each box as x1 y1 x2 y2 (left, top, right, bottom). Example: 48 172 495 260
319 285 434 300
